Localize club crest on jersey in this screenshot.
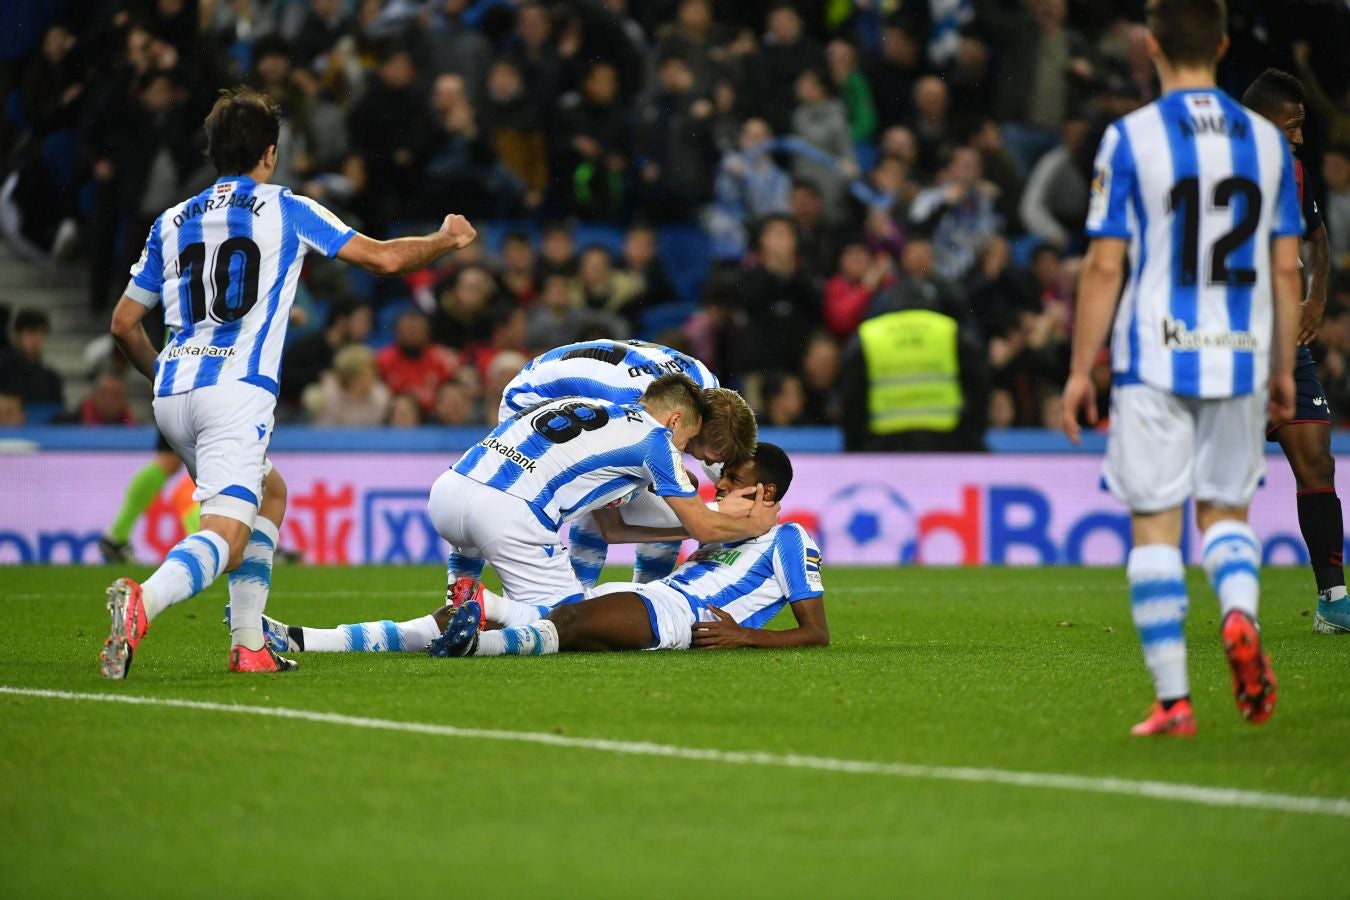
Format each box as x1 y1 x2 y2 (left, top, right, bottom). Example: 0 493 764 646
1088 165 1110 224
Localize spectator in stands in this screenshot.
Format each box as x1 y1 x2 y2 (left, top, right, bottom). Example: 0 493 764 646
683 276 745 379
553 61 630 220
1323 145 1350 270
799 331 842 425
433 380 475 426
868 18 925 131
978 0 1095 177
425 72 518 218
654 0 730 94
708 117 792 259
0 390 23 427
498 231 538 304
734 215 822 375
482 349 529 421
526 273 587 351
969 118 1024 231
506 2 563 120
754 3 824 135
0 309 62 411
483 58 548 210
387 393 423 428
63 372 133 426
571 245 640 333
909 145 1003 283
826 38 877 143
280 300 373 411
420 0 492 104
760 370 806 426
790 179 843 279
1019 111 1096 252
305 345 391 427
639 53 717 221
466 303 529 381
292 0 351 70
346 47 434 236
537 221 578 279
824 237 895 340
791 67 857 221
377 310 458 416
433 264 498 349
620 223 677 312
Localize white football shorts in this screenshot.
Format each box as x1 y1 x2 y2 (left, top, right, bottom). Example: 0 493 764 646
428 469 585 608
153 380 275 527
590 579 709 651
1103 383 1265 513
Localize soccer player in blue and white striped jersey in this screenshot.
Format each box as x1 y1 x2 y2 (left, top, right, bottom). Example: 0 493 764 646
429 373 774 628
1061 0 1304 735
100 87 477 679
475 339 752 595
259 444 826 657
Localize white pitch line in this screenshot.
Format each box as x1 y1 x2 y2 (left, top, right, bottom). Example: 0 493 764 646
2 686 1348 819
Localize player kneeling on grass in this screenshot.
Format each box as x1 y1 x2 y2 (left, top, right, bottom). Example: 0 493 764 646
262 444 828 656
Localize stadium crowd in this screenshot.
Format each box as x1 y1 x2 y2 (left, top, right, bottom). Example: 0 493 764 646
1 0 1348 441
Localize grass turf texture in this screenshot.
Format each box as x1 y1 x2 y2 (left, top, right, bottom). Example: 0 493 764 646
1 565 1347 899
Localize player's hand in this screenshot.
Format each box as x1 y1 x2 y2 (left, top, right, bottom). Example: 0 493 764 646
440 214 477 249
1269 371 1295 424
1060 372 1097 445
1298 299 1326 346
691 606 751 649
718 484 758 517
745 484 780 536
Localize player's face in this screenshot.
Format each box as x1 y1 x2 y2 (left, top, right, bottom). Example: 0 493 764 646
1271 101 1305 153
684 434 724 464
714 460 758 500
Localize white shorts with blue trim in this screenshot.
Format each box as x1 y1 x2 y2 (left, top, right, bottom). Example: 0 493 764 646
591 580 705 651
428 469 584 610
153 380 275 527
1104 383 1265 514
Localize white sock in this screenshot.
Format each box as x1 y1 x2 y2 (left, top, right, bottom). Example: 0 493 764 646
142 531 231 619
1127 544 1190 701
1322 586 1347 602
227 518 279 651
481 587 546 627
298 614 442 652
1201 520 1260 620
473 620 560 657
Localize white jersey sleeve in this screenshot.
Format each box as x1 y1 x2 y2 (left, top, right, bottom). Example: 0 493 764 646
283 191 357 258
125 215 166 308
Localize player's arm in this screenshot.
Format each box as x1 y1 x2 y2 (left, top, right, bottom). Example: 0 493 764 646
591 506 689 543
1060 237 1127 443
110 296 157 381
663 490 777 544
691 596 829 649
1299 223 1331 345
1270 234 1303 422
338 214 477 277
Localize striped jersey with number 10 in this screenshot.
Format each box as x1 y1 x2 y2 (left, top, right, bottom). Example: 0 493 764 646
124 175 355 398
453 396 699 529
661 522 825 628
1086 88 1302 399
499 340 718 420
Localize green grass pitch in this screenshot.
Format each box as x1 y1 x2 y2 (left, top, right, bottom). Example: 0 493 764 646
2 564 1348 899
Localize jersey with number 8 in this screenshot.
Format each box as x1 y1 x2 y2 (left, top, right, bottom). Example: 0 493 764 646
1087 88 1302 399
125 175 355 398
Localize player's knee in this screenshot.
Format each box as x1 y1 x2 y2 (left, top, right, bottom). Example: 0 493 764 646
1294 447 1336 489
262 470 288 520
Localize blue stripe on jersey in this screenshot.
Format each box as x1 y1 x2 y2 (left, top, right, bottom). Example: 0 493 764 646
699 551 778 612
1225 98 1258 396
527 439 652 519
248 191 298 385
192 191 255 389
1124 153 1149 385
132 215 166 297
667 555 723 588
452 443 489 475
536 340 613 363
739 599 789 630
775 525 815 600
159 195 207 397
531 375 637 405
559 475 640 519
1162 95 1201 396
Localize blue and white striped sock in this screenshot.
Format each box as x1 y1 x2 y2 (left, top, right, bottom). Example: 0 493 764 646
447 549 485 583
298 614 441 653
567 516 609 589
142 530 230 619
1201 520 1261 621
634 540 681 584
1127 544 1190 702
227 518 279 650
473 620 560 657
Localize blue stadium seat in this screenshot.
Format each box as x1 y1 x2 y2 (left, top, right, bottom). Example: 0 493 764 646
572 224 624 255
638 301 699 340
23 403 62 425
657 225 711 305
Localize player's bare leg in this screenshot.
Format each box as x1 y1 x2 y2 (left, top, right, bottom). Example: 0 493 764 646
1275 421 1350 632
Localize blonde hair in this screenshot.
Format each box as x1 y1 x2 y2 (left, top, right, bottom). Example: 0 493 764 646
701 387 758 467
332 344 376 387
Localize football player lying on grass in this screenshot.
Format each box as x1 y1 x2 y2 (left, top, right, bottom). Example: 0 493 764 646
257 443 828 656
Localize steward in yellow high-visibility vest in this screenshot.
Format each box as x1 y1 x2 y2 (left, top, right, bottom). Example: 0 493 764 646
858 310 963 435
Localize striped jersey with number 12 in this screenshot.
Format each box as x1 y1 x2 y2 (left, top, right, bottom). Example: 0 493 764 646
124 175 355 398
1086 88 1302 398
500 340 718 419
453 396 699 529
661 522 825 627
